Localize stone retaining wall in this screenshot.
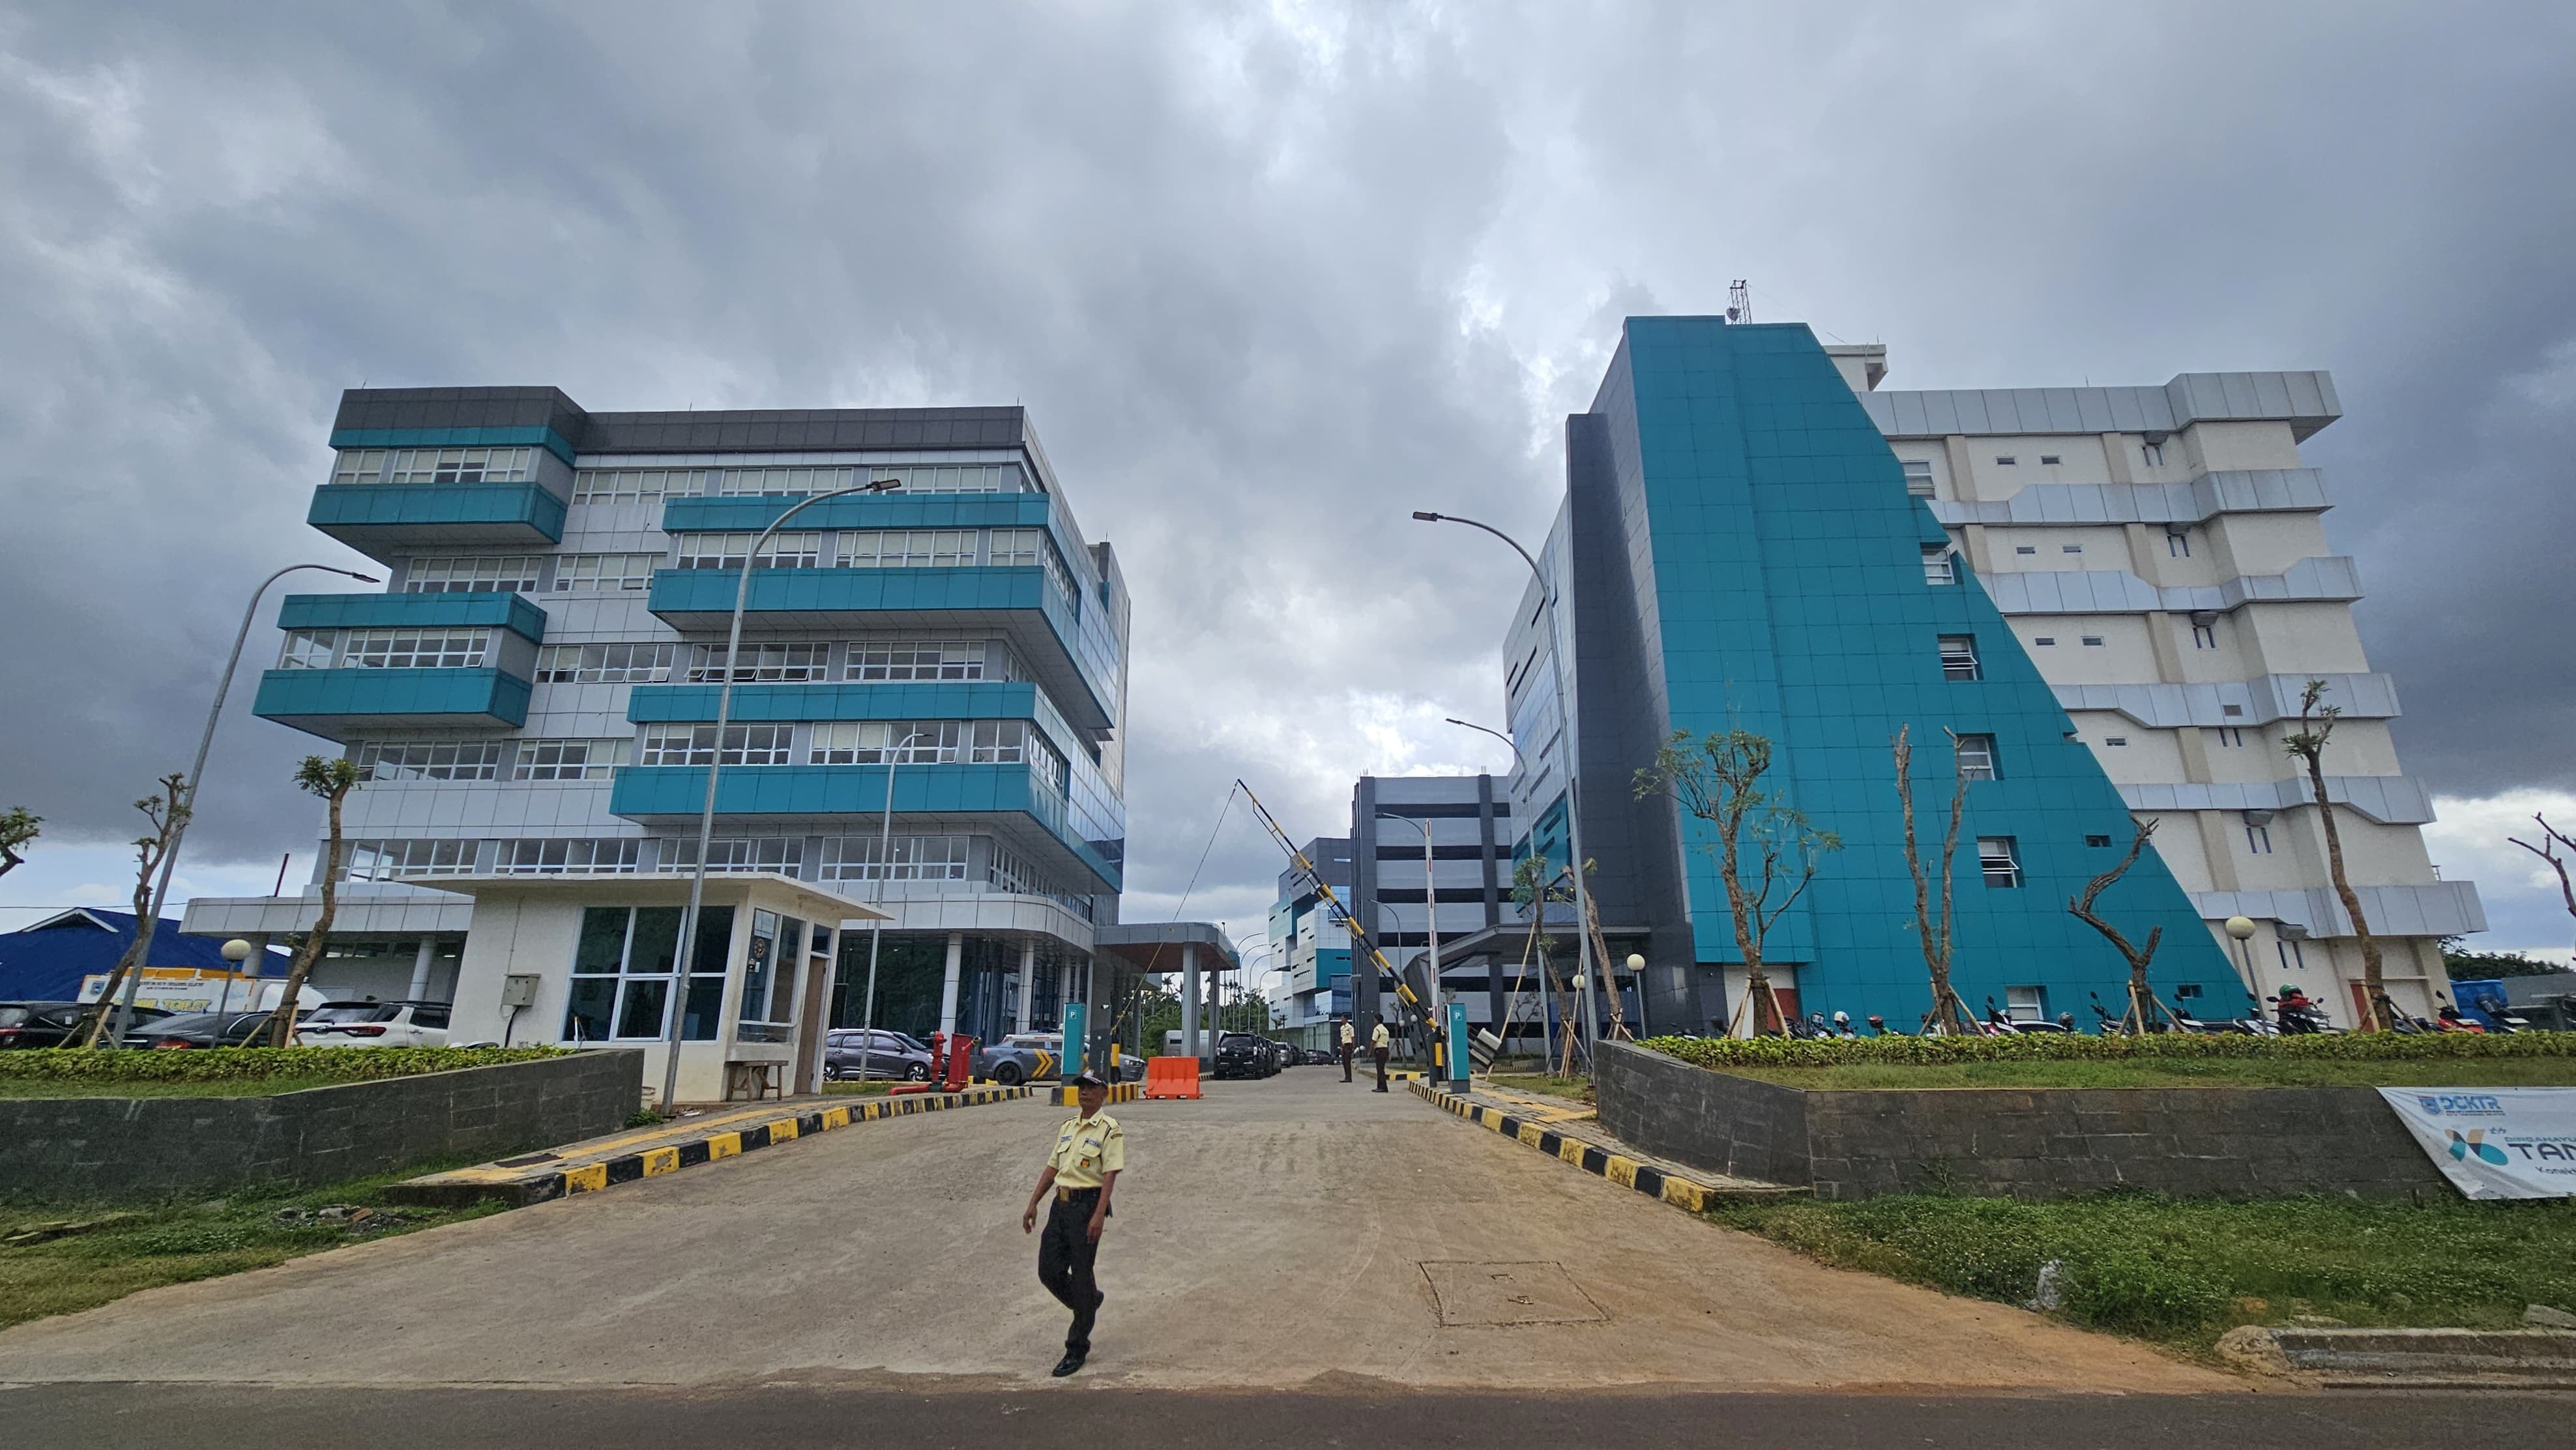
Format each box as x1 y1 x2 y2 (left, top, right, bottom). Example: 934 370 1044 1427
1594 1039 2453 1202
1 1049 643 1202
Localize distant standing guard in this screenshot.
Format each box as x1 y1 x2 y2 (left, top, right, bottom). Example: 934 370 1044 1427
1023 1069 1123 1377
1370 1017 1391 1092
1337 1015 1356 1082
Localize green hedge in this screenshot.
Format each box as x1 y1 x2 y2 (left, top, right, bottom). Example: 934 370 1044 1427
0 1045 570 1085
1643 1029 2576 1070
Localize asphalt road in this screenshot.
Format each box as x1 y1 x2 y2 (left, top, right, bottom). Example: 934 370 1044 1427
10 1384 2574 1449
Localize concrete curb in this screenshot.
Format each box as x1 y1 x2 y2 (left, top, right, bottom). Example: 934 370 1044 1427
1408 1080 1799 1213
2250 1326 2576 1389
388 1085 1033 1208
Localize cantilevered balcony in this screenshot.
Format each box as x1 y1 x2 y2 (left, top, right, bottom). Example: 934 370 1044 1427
307 482 567 558
251 592 545 740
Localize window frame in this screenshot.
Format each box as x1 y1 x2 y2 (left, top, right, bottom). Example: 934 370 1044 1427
1977 835 2023 889
1938 634 1982 682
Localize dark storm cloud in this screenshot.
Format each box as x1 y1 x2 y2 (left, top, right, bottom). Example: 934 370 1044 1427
1 2 2570 929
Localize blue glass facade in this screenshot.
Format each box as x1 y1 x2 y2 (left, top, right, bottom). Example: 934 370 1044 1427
1521 318 2230 1033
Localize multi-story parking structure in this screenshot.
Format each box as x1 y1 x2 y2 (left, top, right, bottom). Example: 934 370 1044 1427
186 388 1129 1049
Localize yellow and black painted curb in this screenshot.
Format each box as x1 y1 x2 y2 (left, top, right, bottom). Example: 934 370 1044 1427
1408 1080 1798 1213
389 1085 1033 1210
1054 1079 1143 1108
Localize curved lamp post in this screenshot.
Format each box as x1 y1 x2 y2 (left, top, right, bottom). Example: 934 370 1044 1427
1411 512 1600 1056
1376 811 1445 1071
107 562 378 1046
659 478 898 1109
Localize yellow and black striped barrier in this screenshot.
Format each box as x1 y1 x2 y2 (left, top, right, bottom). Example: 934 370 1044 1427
1054 1079 1142 1108
1407 1079 1779 1214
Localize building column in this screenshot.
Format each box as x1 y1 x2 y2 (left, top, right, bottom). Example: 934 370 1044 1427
938 931 964 1037
1016 938 1035 1034
405 937 437 1002
1182 941 1201 1060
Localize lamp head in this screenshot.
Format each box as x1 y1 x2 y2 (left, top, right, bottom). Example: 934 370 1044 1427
864 478 901 492
1625 953 1645 973
1411 510 1442 522
222 938 253 963
2224 915 2258 942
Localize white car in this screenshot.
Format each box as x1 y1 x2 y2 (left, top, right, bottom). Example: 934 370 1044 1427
294 1000 452 1049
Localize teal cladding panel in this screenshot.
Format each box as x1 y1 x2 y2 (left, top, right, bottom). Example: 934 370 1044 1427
660 493 1053 533
250 667 532 734
1612 317 2232 1019
306 483 567 542
276 590 547 642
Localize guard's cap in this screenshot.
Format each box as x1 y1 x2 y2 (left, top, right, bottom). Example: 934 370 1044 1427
1071 1069 1109 1090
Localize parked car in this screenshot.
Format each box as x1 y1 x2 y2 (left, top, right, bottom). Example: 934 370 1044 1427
1304 1047 1338 1066
121 1009 278 1049
823 1028 933 1082
293 1000 451 1049
976 1034 1057 1087
0 1002 167 1049
1212 1032 1276 1080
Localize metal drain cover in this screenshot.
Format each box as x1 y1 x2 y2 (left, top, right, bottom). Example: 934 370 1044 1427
1420 1261 1607 1327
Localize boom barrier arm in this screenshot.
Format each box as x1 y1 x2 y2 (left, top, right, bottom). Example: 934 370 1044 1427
1235 779 1438 1040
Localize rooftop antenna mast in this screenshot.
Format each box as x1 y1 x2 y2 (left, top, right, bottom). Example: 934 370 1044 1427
1726 280 1751 323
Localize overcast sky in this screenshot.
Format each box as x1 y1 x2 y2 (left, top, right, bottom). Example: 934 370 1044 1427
3 2 2571 958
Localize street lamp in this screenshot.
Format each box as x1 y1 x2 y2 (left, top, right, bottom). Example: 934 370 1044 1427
105 562 378 1046
661 478 900 1109
213 937 254 1035
853 726 928 1091
1412 511 1600 1056
2224 916 2260 1011
1376 811 1446 1075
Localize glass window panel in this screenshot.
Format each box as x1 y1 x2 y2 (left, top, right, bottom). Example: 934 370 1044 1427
628 906 683 976
614 979 669 1039
563 978 615 1042
575 907 630 975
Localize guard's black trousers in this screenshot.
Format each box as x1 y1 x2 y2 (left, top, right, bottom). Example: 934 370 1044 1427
1339 1044 1354 1081
1038 1189 1105 1354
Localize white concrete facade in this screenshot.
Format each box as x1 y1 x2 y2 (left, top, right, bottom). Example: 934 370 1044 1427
1856 364 2485 1025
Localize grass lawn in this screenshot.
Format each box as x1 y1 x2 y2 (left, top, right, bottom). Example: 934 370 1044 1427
1718 1058 2576 1090
1712 1191 2576 1357
822 1080 898 1096
1485 1071 1595 1102
0 1076 357 1099
0 1168 506 1331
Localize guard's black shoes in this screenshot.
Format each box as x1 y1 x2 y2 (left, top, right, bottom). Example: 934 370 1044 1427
1051 1351 1087 1378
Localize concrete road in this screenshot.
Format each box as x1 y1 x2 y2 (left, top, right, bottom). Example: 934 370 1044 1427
0 1068 2224 1395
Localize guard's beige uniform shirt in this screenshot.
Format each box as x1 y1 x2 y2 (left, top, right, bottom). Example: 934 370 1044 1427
1338 1022 1354 1047
1371 1022 1390 1049
1046 1111 1125 1189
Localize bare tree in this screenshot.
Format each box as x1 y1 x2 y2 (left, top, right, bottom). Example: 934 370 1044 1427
1892 725 1977 1035
0 806 38 879
2066 818 2180 1034
1636 727 1841 1037
1508 853 1583 1073
2508 815 2576 964
1578 862 1633 1041
258 757 362 1047
78 777 190 1046
2281 679 2386 1030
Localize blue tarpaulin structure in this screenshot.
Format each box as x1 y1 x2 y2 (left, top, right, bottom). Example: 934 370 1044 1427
0 909 289 1002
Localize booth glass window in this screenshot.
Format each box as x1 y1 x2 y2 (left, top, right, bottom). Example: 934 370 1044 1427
564 904 733 1043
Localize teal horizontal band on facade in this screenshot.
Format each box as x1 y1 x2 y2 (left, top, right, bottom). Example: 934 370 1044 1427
277 590 548 643
328 425 580 467
660 492 1054 533
307 483 567 547
252 667 532 740
607 762 1119 893
645 566 1112 731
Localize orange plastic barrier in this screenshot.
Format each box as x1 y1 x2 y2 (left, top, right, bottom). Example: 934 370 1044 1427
1142 1054 1202 1100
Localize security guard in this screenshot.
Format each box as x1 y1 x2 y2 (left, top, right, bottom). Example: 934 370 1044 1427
1370 1015 1391 1092
1337 1015 1356 1082
1023 1068 1123 1377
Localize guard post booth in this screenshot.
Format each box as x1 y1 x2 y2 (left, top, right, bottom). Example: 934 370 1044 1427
437 873 888 1105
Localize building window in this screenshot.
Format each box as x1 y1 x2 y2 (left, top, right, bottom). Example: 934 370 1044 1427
279 630 338 669
2005 985 2047 1022
2038 455 2062 467
333 447 536 486
350 740 506 782
819 834 972 882
834 529 975 568
673 532 822 570
1920 545 1955 585
807 720 961 764
849 463 1027 495
1955 733 1998 781
564 905 730 1043
2214 727 2247 748
404 556 543 594
2246 822 2275 854
514 738 631 781
2142 441 2166 467
535 641 679 684
639 723 794 767
341 628 492 671
1978 836 2022 888
845 640 995 681
495 838 646 874
552 553 662 592
2015 545 2038 555
572 467 714 504
1995 455 2017 466
2222 703 2245 718
2277 938 2307 972
2032 636 2056 646
1901 458 1937 497
712 465 871 498
2061 544 2083 554
2081 635 2105 647
2104 736 2128 746
1939 635 1982 681
2167 529 2192 558
988 528 1048 567
2176 983 2203 1000
2193 623 2217 649
343 839 480 880
661 837 802 874
689 642 828 683
2086 834 2111 848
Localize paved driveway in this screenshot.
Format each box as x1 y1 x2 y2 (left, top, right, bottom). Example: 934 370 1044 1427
0 1069 2227 1393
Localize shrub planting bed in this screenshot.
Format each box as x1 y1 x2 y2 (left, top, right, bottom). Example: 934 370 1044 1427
1644 1030 2576 1071
0 1045 569 1097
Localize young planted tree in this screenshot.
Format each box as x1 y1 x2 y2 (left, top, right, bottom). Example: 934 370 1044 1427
2507 815 2576 964
1635 727 1841 1037
1892 725 1977 1036
79 777 192 1045
2066 818 2178 1034
1508 853 1581 1073
2281 679 2387 1030
259 756 364 1047
0 805 38 878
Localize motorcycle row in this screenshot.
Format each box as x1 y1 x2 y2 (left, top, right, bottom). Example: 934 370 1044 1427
1784 988 2538 1040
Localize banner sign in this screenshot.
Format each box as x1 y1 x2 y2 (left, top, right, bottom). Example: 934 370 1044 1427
2377 1087 2576 1200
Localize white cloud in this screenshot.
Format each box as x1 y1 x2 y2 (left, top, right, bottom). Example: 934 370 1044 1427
2427 790 2576 961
